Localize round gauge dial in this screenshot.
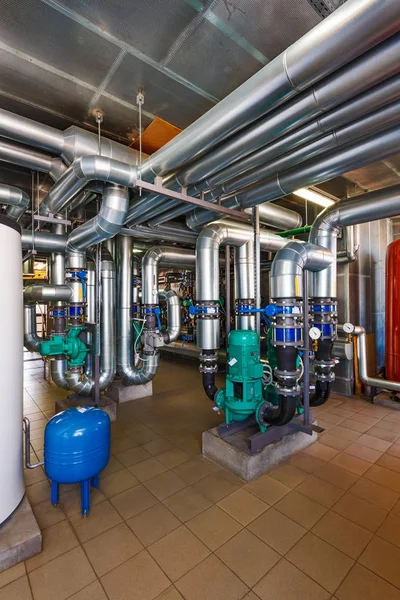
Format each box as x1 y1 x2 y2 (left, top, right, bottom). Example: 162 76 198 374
343 322 355 334
309 327 321 340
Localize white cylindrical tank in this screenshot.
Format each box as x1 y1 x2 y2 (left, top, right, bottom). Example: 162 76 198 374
0 216 24 524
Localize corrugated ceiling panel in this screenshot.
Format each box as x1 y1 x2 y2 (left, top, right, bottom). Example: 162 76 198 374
0 48 94 121
0 0 121 87
345 161 400 190
62 0 198 62
167 18 262 99
106 53 214 129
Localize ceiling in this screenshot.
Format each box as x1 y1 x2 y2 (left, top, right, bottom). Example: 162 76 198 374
0 0 398 206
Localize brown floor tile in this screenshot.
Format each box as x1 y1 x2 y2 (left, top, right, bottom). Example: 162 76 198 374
374 419 400 434
359 536 400 588
123 424 160 445
144 471 187 500
316 412 344 425
32 499 65 530
175 554 248 600
335 563 400 600
115 446 151 467
366 426 399 443
349 477 399 511
155 587 184 600
101 549 170 600
83 522 143 576
327 407 357 419
340 419 371 434
364 464 400 492
26 520 78 572
127 502 180 547
164 486 212 522
59 486 106 518
248 507 306 555
268 464 308 488
110 484 158 520
244 474 290 505
311 511 372 559
143 437 175 456
111 434 138 454
314 462 359 491
157 448 191 469
302 442 339 462
70 499 123 543
286 532 353 593
187 505 242 551
296 475 344 508
343 442 382 463
332 492 387 532
99 468 139 498
331 452 370 476
376 512 400 548
216 529 280 587
359 405 390 418
350 413 380 427
319 433 351 451
390 496 400 517
173 456 220 484
254 558 330 600
148 525 210 581
315 418 336 432
328 426 361 443
0 576 32 600
194 470 243 503
28 546 96 600
128 457 169 482
218 489 268 526
24 465 46 487
26 480 50 506
356 433 393 452
387 442 400 457
242 593 259 600
377 452 400 474
289 452 326 474
0 563 26 590
68 581 108 599
274 490 327 529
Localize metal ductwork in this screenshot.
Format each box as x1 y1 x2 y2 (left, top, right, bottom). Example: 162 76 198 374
23 285 73 304
159 290 181 344
0 184 30 221
23 304 42 352
0 139 66 181
22 230 68 253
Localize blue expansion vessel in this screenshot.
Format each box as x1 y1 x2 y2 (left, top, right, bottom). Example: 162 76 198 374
44 407 110 515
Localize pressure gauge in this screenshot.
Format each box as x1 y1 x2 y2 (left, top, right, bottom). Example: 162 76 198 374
309 327 321 341
343 322 355 334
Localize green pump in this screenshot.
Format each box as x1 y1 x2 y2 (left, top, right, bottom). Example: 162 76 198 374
39 325 88 367
215 330 266 429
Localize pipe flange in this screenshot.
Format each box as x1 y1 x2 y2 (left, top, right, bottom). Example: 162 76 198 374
199 363 218 374
275 368 301 380
315 371 336 383
314 358 336 369
199 352 218 363
275 385 301 397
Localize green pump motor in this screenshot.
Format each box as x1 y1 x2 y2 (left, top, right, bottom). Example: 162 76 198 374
215 330 264 426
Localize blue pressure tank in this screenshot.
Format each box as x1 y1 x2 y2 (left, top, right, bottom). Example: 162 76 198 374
44 407 110 515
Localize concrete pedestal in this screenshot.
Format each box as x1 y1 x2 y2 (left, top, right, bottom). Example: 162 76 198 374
107 380 153 403
203 424 317 482
55 395 117 422
0 496 42 572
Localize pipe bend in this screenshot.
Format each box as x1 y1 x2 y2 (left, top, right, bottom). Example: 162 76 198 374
24 304 42 351
159 289 181 343
120 353 160 385
50 358 69 390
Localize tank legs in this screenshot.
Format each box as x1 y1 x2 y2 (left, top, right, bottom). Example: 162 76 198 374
51 481 59 506
81 479 91 516
91 474 99 488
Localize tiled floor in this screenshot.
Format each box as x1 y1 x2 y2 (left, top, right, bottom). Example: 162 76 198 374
4 356 400 599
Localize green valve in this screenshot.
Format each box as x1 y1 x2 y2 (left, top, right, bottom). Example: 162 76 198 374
39 325 88 367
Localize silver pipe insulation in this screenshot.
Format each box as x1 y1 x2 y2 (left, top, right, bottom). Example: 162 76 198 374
159 290 181 343
0 139 66 181
23 284 73 303
0 184 30 221
142 246 195 305
22 230 67 252
234 241 255 331
137 31 400 224
139 0 400 180
23 304 42 352
64 257 116 394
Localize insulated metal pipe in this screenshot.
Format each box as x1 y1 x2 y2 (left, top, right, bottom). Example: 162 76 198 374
139 0 400 180
0 139 67 181
22 230 68 253
0 184 30 221
234 241 255 331
23 304 42 352
142 247 195 305
352 325 400 392
23 285 73 303
159 290 181 343
65 257 116 394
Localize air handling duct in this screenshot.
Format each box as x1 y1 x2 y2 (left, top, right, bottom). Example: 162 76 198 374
0 184 30 221
24 285 73 304
0 139 66 181
22 230 68 253
138 0 400 181
133 30 400 223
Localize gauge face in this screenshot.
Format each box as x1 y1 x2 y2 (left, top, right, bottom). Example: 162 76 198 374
343 322 355 334
309 326 321 340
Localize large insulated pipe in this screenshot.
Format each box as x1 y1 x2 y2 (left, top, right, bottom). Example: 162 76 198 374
142 246 195 306
0 184 30 221
269 241 334 424
234 241 255 331
66 184 130 267
0 139 66 181
139 0 400 180
137 31 400 220
23 304 42 352
22 230 68 253
159 290 181 344
39 156 137 216
23 285 73 303
65 256 116 394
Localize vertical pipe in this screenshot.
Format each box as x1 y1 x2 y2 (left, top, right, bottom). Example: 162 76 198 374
254 206 261 334
302 270 310 426
225 245 231 342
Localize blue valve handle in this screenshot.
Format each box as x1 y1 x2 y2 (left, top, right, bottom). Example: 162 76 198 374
144 306 162 331
189 305 218 316
236 304 272 326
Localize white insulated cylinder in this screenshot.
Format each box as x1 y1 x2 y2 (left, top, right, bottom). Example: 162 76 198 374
0 217 24 524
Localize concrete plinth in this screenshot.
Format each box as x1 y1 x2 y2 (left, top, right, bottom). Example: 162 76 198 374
203 424 317 482
107 380 153 403
374 392 400 410
55 395 117 422
0 496 42 572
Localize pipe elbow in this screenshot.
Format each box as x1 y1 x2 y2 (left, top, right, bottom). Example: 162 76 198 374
121 353 159 385
64 370 94 396
50 358 69 390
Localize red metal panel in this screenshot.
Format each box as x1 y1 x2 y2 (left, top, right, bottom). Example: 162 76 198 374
385 239 400 381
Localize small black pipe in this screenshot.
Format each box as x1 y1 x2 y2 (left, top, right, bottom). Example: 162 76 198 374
310 380 331 406
202 371 218 401
265 394 297 426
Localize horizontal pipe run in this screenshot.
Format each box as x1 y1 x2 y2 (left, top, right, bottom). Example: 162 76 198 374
22 230 68 253
0 184 30 221
351 325 400 392
24 284 73 303
0 139 67 181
